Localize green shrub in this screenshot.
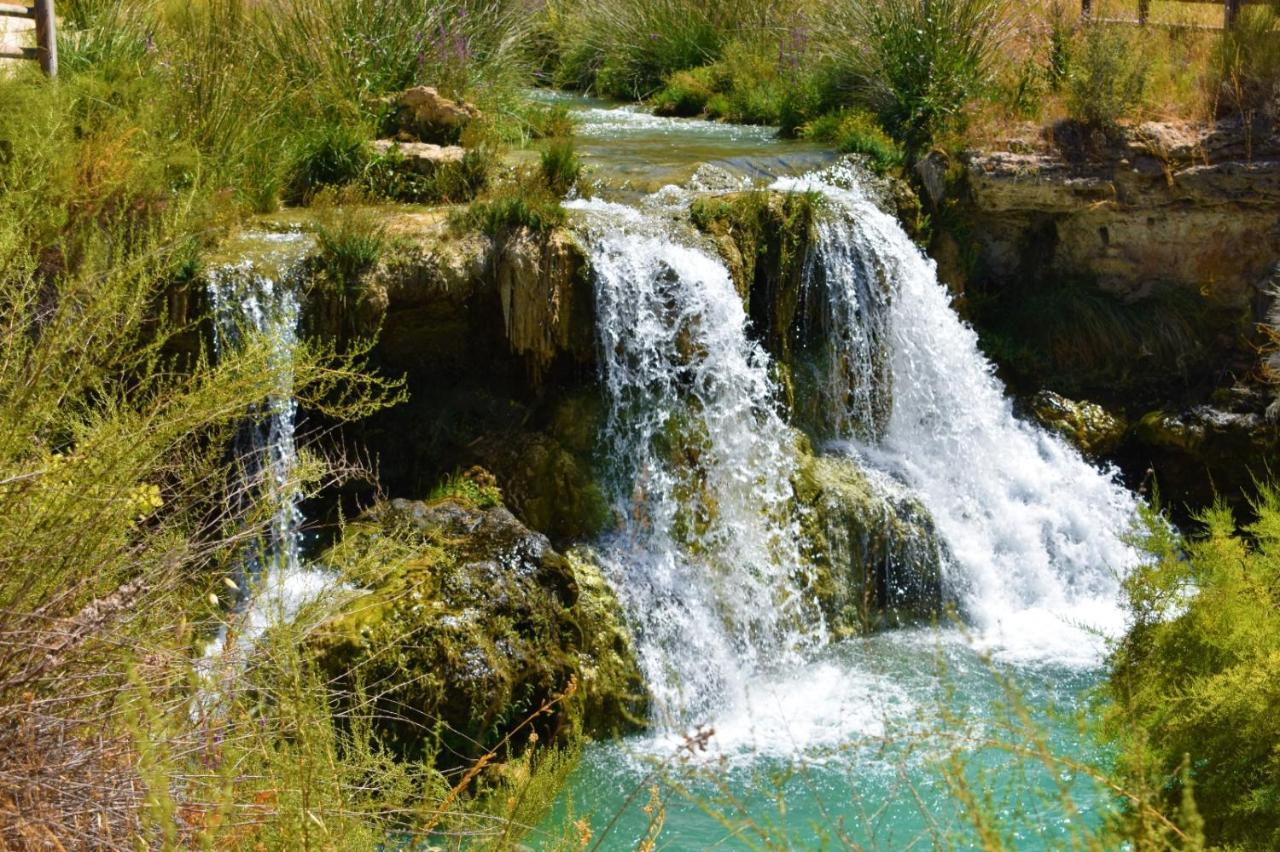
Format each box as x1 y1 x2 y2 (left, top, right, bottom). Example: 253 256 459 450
1066 24 1148 128
540 138 582 196
801 109 903 174
286 122 371 204
1108 486 1280 848
820 0 1009 155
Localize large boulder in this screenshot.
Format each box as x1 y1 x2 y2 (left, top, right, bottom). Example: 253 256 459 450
386 85 482 143
310 489 647 769
794 453 947 635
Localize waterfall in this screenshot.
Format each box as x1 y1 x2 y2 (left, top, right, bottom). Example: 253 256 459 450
202 233 332 661
776 165 1141 665
568 199 826 727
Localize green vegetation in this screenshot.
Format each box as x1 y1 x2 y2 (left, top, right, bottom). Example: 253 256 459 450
1066 24 1149 129
801 109 904 174
1108 487 1280 848
820 0 1009 154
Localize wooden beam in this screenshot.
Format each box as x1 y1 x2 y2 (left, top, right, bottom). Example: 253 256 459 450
0 46 36 59
0 4 34 18
32 0 53 77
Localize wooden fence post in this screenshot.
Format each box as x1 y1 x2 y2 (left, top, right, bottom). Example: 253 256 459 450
33 0 54 77
1224 0 1241 29
1138 0 1150 25
1081 0 1092 21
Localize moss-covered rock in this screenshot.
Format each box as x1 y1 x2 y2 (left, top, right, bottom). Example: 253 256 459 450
1030 390 1127 458
310 489 647 771
1129 402 1280 511
793 451 946 636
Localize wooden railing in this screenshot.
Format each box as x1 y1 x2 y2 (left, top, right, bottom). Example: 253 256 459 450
0 0 55 77
1082 0 1263 28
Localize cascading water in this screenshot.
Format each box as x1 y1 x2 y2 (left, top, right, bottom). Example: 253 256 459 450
776 165 1141 665
202 233 333 662
568 199 826 728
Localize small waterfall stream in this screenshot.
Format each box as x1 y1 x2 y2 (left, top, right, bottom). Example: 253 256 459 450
202 233 333 663
569 198 827 727
776 165 1141 665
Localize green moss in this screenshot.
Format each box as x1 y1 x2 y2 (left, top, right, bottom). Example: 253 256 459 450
793 450 945 636
311 495 647 772
801 110 904 175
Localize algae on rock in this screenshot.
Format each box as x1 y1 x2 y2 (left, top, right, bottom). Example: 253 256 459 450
793 451 947 636
310 487 647 771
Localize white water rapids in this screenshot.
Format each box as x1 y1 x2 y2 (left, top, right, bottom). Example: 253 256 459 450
570 162 1141 751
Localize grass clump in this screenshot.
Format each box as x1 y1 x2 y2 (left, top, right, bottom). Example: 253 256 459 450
820 0 1010 155
1107 486 1280 848
541 138 582 196
801 109 904 174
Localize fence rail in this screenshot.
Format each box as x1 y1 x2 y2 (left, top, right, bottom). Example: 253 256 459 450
0 0 54 77
1082 0 1265 28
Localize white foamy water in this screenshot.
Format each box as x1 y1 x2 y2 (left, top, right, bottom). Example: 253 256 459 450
774 165 1142 666
569 198 826 729
201 234 340 668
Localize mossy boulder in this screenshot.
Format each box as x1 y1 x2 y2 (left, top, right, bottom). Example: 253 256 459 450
794 452 946 636
1029 390 1127 458
1130 403 1280 511
310 492 647 770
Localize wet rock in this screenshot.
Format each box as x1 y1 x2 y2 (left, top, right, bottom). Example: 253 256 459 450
1030 390 1127 458
794 453 946 635
311 490 647 769
1130 402 1279 511
469 428 610 545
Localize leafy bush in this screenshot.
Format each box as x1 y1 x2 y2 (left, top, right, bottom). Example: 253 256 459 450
1066 24 1148 128
1108 487 1280 848
652 66 718 116
820 0 1009 154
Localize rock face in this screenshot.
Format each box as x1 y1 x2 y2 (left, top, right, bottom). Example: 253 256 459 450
794 453 946 635
953 121 1280 310
937 120 1280 512
309 216 602 537
386 85 481 143
310 491 647 769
